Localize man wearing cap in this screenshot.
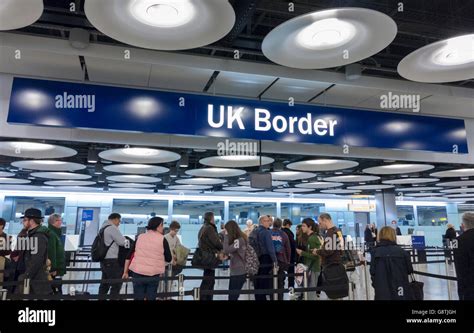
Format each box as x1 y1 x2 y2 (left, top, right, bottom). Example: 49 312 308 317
21 208 52 295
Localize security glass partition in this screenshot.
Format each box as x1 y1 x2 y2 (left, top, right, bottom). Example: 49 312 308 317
229 201 277 225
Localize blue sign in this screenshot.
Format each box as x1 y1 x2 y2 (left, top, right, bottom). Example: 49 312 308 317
81 210 94 221
7 78 468 153
411 235 426 250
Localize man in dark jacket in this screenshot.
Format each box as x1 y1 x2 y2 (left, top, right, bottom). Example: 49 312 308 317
271 218 291 300
47 214 66 294
454 213 474 300
198 212 223 301
250 215 277 301
315 213 343 266
282 219 296 288
21 208 51 295
0 218 11 285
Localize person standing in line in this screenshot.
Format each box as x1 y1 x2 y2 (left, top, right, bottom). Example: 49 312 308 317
249 215 277 301
21 208 52 295
281 219 296 288
454 213 474 300
198 212 224 301
271 218 291 300
243 219 255 237
391 220 402 236
315 213 343 267
47 214 66 295
296 218 322 300
122 217 172 300
165 221 182 272
370 227 413 300
364 224 376 251
0 218 11 285
223 220 248 301
98 213 127 296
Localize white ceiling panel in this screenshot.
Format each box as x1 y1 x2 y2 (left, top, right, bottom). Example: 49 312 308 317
212 71 276 97
0 46 83 80
418 96 474 118
85 57 151 86
311 85 381 108
261 78 332 102
148 64 214 92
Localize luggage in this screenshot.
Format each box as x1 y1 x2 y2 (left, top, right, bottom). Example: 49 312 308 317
321 262 349 299
409 273 424 300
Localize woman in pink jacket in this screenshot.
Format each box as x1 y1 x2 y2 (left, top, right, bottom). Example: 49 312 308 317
123 217 172 300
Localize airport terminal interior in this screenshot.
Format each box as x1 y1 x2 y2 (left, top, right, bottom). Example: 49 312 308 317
0 0 473 302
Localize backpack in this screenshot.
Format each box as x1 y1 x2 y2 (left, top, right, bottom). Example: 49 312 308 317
243 242 259 276
271 230 284 255
91 225 114 262
321 262 349 299
248 228 261 257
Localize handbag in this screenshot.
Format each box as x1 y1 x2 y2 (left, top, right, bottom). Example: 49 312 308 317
191 228 220 269
409 273 424 300
175 244 190 266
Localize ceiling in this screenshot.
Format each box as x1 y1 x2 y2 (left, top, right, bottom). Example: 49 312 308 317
1 138 474 203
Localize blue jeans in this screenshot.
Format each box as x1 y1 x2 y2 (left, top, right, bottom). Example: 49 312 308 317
131 271 160 301
228 274 246 301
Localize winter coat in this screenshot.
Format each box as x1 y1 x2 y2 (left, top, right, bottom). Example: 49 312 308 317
24 225 51 295
454 229 474 300
370 240 413 300
198 222 223 254
47 224 66 276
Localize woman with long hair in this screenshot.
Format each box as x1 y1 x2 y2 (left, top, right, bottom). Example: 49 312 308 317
223 220 248 301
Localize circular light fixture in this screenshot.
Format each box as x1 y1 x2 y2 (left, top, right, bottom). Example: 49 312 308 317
84 0 236 50
0 177 31 184
383 178 439 185
44 180 96 186
107 175 161 183
323 175 380 183
262 8 397 69
176 178 227 185
0 171 14 178
109 183 156 188
238 180 287 187
0 141 77 159
430 168 474 178
440 187 474 194
404 192 444 197
0 0 44 31
11 160 86 171
395 187 440 192
347 184 394 190
185 168 247 178
168 184 212 190
287 159 358 172
436 180 474 187
445 193 474 198
398 34 474 83
274 188 314 193
199 155 274 168
295 182 343 189
99 148 180 164
222 186 262 192
270 171 316 181
363 164 435 175
30 172 92 180
320 189 361 194
104 164 169 175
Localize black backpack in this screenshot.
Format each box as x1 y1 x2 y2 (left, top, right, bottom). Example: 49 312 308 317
91 225 114 262
248 227 261 257
321 262 349 299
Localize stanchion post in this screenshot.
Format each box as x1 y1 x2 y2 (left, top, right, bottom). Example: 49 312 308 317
246 276 251 301
363 262 370 300
444 257 452 301
303 270 308 301
178 273 184 301
193 287 200 301
0 289 7 300
23 278 30 295
165 264 172 300
273 263 278 301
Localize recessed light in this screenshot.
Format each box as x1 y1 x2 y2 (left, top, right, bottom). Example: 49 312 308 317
130 0 196 28
296 18 356 50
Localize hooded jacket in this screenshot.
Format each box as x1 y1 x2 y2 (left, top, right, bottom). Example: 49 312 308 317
47 224 66 276
370 240 414 300
24 225 51 295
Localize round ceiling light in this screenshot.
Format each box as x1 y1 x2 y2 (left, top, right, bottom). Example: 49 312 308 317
30 172 92 180
0 177 31 184
0 171 14 178
445 193 474 198
0 141 77 159
383 178 439 185
274 188 314 193
398 34 474 83
363 164 435 175
199 155 274 168
347 184 395 190
404 192 444 197
107 175 161 183
430 168 474 178
395 186 440 192
109 183 156 188
0 0 44 31
238 180 287 187
262 8 397 69
440 187 474 194
271 171 316 181
320 189 361 194
287 159 359 172
222 186 262 192
104 164 169 175
44 180 96 186
11 160 86 171
323 175 380 183
185 168 247 178
295 182 343 189
436 180 474 187
84 0 236 50
168 184 212 191
176 178 227 185
99 148 180 164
